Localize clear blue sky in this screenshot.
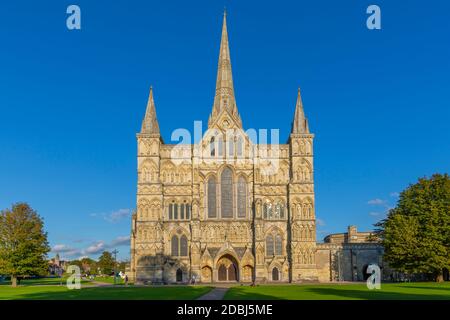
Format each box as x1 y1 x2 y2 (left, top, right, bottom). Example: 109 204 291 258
0 1 449 261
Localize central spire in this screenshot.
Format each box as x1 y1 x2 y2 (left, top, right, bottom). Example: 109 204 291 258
209 11 241 127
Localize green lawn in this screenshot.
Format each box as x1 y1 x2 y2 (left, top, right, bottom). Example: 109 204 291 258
0 277 91 286
90 276 130 285
225 282 450 300
0 284 212 300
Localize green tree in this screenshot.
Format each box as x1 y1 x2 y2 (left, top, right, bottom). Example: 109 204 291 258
97 251 114 275
375 174 450 281
0 203 50 287
80 257 97 274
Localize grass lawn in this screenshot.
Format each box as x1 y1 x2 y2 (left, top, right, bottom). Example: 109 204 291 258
0 284 212 300
90 276 130 285
225 282 450 300
0 277 91 286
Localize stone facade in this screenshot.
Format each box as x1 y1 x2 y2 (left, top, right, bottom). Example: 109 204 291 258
129 14 384 284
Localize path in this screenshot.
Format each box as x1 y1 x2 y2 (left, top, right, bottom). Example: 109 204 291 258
197 287 229 300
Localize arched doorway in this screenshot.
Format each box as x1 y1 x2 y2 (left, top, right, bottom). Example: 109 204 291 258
217 254 239 282
176 268 183 282
201 266 213 283
272 267 280 281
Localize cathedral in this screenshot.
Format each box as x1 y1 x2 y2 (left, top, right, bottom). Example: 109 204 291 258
129 13 385 284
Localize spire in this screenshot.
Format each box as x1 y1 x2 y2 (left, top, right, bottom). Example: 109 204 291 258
291 88 310 134
141 86 160 135
210 11 241 125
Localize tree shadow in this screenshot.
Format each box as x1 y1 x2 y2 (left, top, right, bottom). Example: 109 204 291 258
0 285 214 300
224 284 450 300
305 287 450 300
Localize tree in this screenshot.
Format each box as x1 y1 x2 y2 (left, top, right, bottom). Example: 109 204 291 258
97 251 115 275
80 257 97 274
0 203 50 287
375 174 450 281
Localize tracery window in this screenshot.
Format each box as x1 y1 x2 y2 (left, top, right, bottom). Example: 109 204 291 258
221 167 233 218
171 234 188 257
266 233 283 256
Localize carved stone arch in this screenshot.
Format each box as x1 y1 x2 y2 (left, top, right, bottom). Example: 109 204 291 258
169 226 190 239
265 225 284 238
213 247 240 267
267 261 283 281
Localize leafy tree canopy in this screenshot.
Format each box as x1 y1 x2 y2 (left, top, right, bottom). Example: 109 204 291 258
0 203 50 287
376 174 450 281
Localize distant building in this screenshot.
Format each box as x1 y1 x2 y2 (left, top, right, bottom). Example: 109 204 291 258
316 226 388 282
48 253 68 275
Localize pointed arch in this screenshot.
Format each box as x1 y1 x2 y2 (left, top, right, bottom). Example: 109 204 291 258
221 167 233 218
180 235 188 256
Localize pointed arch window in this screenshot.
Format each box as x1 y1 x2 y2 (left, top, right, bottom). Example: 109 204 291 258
171 235 179 256
266 233 283 256
221 167 233 218
266 235 274 256
237 176 247 218
171 234 188 257
275 234 283 256
180 235 188 256
207 177 217 218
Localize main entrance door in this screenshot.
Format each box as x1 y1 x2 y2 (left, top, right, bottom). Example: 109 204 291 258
217 255 239 282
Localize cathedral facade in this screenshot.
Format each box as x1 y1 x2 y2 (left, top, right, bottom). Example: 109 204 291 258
129 14 384 284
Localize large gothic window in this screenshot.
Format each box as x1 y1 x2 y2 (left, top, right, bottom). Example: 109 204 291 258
237 176 247 218
207 177 217 218
180 235 188 256
275 234 283 255
171 235 179 256
221 167 233 218
266 233 283 256
171 234 188 257
266 235 274 256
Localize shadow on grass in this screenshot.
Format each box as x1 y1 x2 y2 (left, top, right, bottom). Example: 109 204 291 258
225 284 450 300
0 285 214 300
